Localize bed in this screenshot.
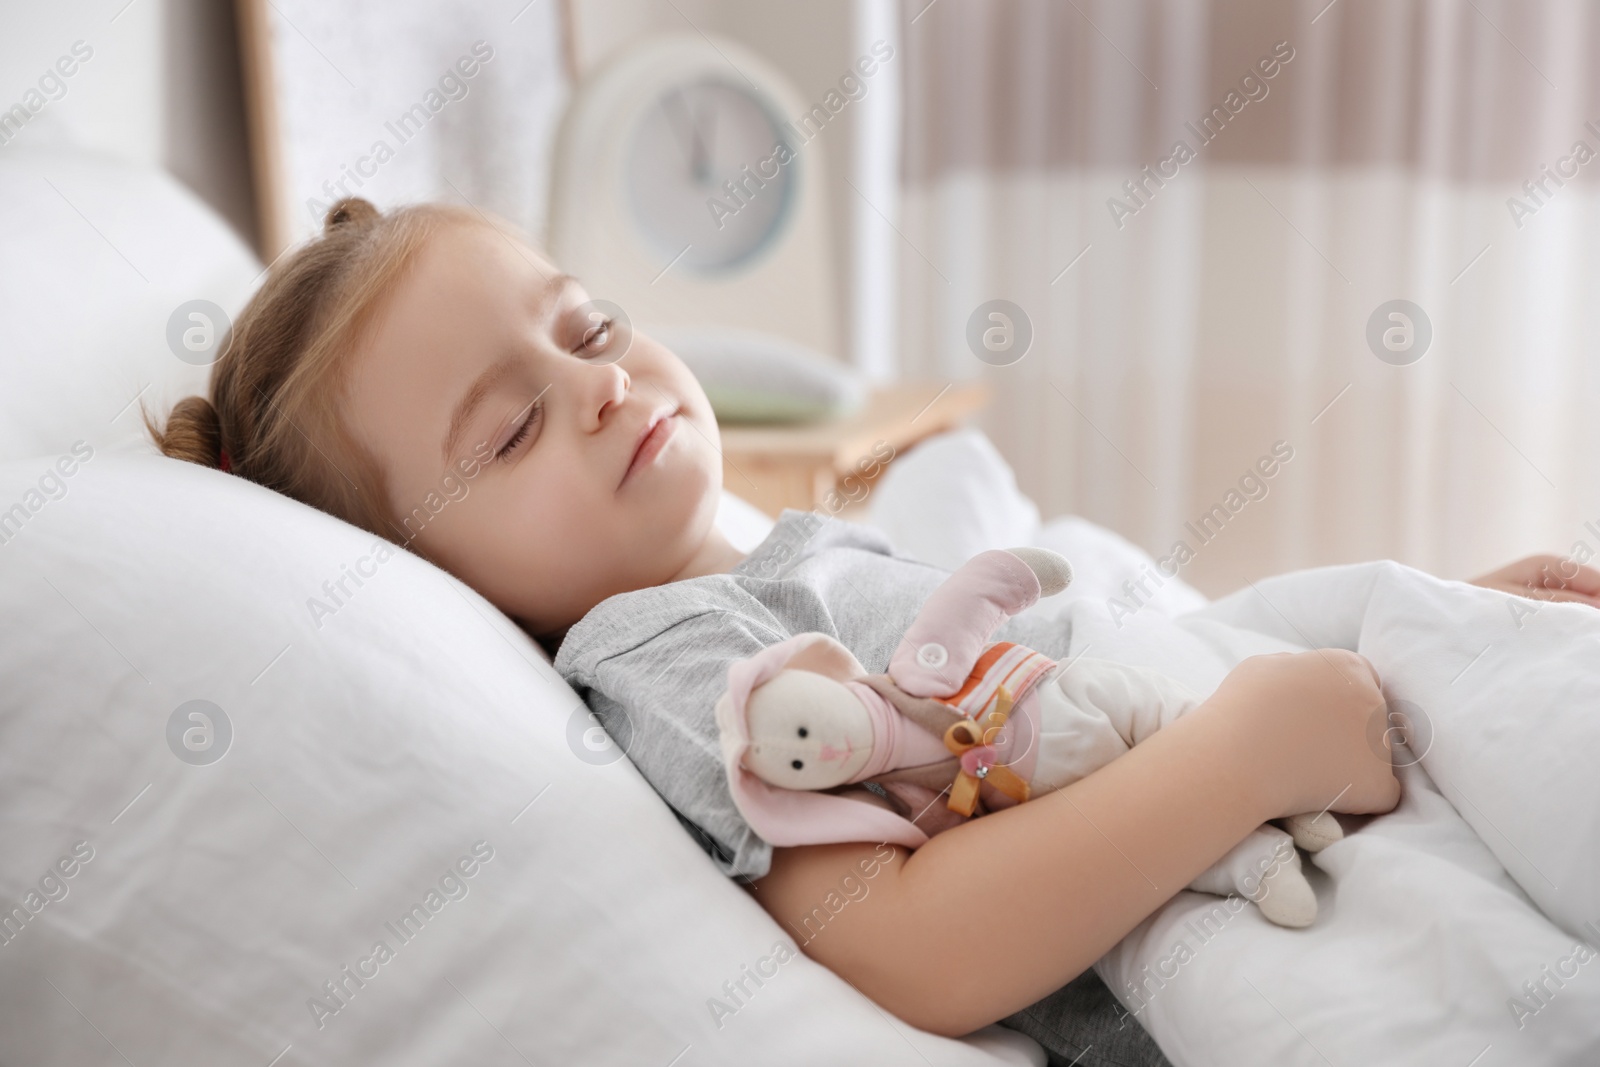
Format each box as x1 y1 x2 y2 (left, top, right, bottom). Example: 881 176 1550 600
7 145 1597 1067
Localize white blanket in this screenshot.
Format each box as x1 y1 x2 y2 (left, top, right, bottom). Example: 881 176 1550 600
855 430 1600 1061
1064 562 1600 1066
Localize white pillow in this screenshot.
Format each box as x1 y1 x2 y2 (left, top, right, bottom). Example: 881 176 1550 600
655 327 867 425
1027 516 1209 619
869 429 1042 571
870 429 1208 616
0 147 262 463
716 488 776 552
0 453 1042 1065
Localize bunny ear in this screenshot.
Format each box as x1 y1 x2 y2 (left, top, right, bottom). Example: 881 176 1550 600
715 634 928 852
726 767 932 850
781 634 869 682
726 633 867 703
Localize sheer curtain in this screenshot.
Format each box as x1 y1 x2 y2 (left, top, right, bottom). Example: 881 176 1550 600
895 0 1600 595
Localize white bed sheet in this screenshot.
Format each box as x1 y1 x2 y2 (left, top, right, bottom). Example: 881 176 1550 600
1085 563 1600 1066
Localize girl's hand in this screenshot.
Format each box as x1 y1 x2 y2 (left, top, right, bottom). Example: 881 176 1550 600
1470 554 1600 608
1201 650 1400 820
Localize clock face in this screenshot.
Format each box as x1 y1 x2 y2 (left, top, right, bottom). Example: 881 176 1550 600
625 78 796 273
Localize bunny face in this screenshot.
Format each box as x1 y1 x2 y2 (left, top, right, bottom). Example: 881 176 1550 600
742 669 874 790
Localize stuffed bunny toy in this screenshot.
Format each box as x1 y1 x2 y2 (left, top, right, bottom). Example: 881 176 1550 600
715 547 1344 928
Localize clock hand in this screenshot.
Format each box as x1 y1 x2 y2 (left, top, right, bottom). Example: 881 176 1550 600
662 90 704 178
693 102 717 186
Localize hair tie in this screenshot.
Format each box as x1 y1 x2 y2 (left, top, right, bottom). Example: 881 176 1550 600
218 448 232 473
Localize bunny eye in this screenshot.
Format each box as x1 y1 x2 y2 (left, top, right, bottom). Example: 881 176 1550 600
797 726 809 738
791 759 804 770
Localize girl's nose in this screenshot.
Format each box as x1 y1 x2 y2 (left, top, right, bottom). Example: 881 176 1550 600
574 359 629 432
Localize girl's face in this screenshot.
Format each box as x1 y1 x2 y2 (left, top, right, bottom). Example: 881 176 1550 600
343 222 725 634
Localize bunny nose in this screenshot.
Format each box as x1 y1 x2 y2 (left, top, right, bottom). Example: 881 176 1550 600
819 742 851 762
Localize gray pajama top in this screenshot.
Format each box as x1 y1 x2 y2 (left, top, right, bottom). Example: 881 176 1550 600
552 510 1072 881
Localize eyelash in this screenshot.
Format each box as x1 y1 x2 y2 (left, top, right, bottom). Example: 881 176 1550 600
497 404 541 461
577 317 613 356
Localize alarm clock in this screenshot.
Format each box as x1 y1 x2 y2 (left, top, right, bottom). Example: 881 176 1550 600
547 33 841 359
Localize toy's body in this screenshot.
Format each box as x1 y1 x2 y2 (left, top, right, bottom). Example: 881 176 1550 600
715 548 1343 928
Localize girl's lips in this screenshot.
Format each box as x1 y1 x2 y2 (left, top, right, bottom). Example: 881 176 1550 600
621 410 677 485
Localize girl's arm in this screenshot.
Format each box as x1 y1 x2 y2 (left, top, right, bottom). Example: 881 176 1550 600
743 649 1399 1038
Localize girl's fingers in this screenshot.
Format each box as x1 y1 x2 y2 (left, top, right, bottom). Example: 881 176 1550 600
1547 561 1600 598
1519 554 1600 603
1473 555 1600 609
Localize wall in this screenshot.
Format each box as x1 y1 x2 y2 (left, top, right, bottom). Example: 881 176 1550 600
162 0 257 248
0 0 256 248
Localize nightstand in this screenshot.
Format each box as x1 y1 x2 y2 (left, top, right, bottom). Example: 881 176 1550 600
717 381 991 517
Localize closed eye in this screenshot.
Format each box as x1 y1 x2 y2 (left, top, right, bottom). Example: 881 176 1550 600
575 316 613 357
496 401 542 460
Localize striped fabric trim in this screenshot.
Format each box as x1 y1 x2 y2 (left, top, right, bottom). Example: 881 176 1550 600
938 641 1056 721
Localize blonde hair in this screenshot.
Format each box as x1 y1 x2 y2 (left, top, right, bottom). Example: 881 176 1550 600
145 197 485 546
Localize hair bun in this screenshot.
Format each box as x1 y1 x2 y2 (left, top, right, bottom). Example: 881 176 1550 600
324 197 380 232
146 394 226 470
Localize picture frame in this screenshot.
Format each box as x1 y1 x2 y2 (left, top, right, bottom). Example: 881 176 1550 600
235 0 575 260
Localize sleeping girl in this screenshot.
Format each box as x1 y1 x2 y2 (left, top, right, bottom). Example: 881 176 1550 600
147 199 1600 1066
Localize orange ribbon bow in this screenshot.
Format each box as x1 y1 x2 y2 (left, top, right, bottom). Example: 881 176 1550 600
942 686 1032 816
